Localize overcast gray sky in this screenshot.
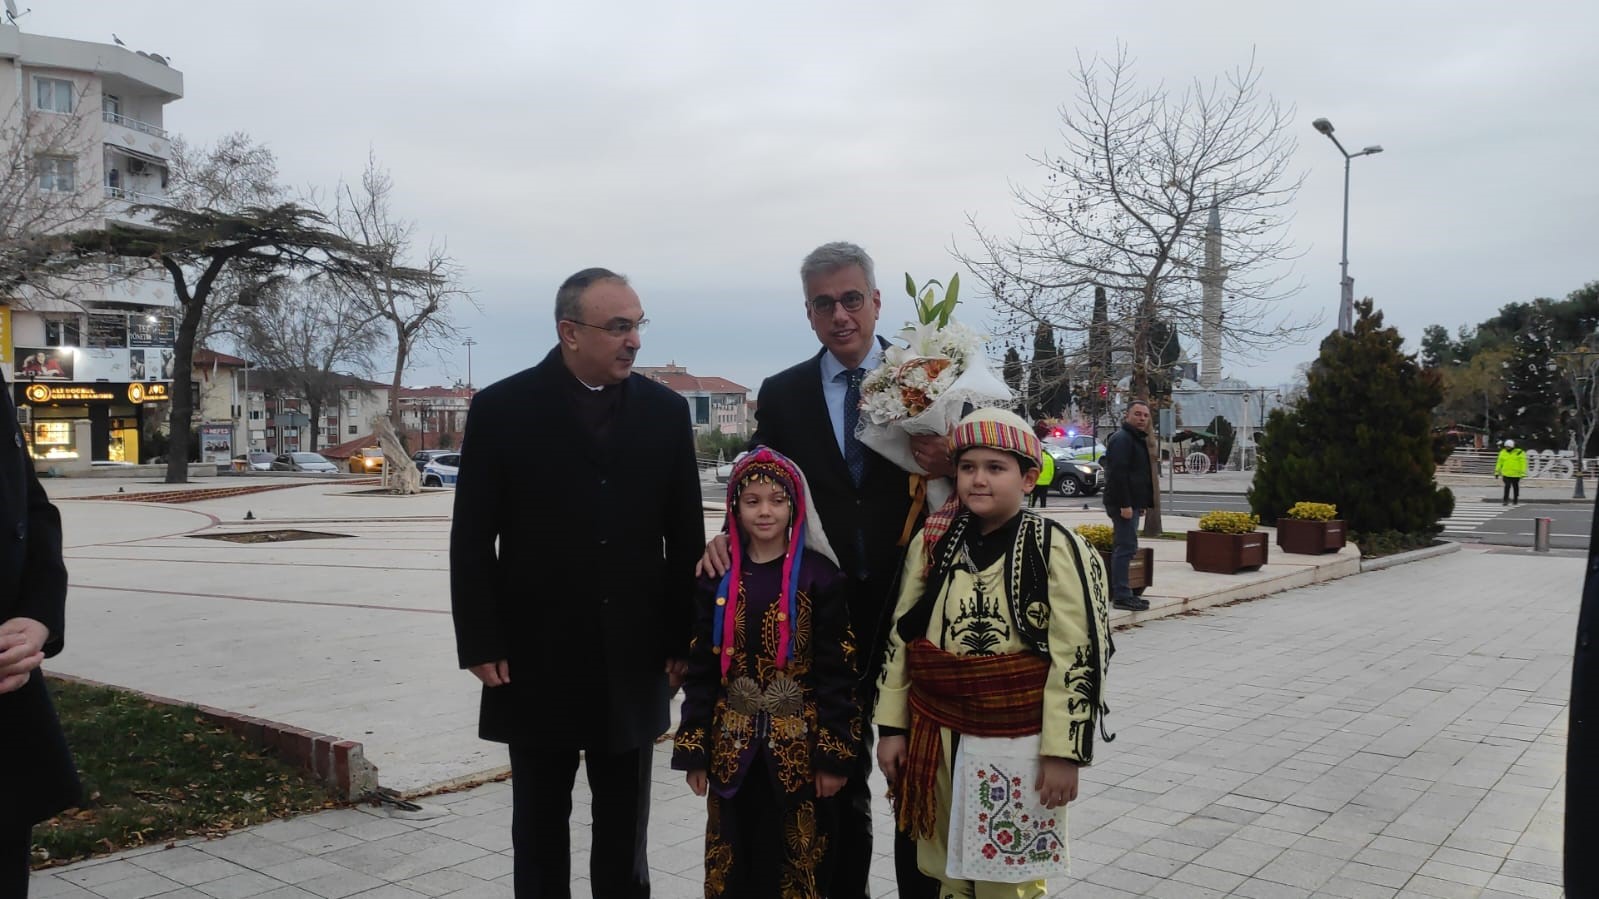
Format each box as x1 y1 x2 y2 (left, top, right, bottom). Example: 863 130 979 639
26 0 1599 394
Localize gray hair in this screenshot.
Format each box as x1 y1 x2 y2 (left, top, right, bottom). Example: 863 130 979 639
799 241 876 293
554 267 628 323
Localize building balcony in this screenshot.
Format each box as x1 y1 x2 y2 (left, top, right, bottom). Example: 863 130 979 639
103 109 168 139
104 185 164 204
103 114 172 163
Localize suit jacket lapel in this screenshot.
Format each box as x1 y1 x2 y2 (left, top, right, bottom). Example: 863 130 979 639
800 350 852 488
533 348 602 466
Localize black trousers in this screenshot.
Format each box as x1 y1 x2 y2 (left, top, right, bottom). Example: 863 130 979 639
1503 476 1521 504
1028 484 1050 508
829 570 940 899
508 743 653 899
3 821 29 899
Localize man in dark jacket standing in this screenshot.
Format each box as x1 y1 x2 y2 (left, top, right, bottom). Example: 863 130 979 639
1 374 80 897
1103 400 1154 612
1568 491 1599 893
449 268 704 898
698 242 942 899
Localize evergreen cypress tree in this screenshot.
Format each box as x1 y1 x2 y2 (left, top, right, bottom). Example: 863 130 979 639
1498 313 1561 449
1249 299 1454 534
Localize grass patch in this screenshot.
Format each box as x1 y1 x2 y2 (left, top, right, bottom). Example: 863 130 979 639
34 679 344 868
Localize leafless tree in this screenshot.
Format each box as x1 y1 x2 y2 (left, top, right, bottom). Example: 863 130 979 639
0 88 115 303
959 46 1313 534
330 153 471 430
237 279 384 452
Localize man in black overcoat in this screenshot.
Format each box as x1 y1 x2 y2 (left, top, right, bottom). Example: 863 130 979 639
0 373 80 897
1569 492 1598 894
700 242 942 899
449 269 703 898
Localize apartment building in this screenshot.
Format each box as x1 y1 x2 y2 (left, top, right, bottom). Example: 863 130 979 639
398 385 472 451
1 22 183 463
635 363 750 435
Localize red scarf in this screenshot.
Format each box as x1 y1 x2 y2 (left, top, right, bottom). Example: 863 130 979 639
896 638 1050 839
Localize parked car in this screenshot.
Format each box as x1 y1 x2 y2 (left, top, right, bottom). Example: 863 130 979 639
272 452 339 474
412 449 452 473
347 446 385 474
1046 452 1105 497
421 453 460 487
232 451 275 472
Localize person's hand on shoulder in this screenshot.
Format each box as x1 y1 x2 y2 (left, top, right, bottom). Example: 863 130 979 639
696 534 731 578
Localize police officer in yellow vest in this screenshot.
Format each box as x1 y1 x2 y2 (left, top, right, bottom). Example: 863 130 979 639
1496 439 1528 505
1029 448 1056 509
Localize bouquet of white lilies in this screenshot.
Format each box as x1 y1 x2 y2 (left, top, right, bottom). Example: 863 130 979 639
856 273 1013 508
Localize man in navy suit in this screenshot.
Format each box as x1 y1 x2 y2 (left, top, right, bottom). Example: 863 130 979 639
1 373 80 897
701 242 943 899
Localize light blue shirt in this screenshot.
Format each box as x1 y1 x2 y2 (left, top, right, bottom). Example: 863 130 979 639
818 342 885 457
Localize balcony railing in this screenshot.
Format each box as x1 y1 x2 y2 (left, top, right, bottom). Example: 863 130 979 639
103 110 168 139
104 185 164 204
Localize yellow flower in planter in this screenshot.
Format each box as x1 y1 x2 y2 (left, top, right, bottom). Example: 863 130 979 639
1075 524 1115 552
1283 502 1338 522
1198 511 1260 534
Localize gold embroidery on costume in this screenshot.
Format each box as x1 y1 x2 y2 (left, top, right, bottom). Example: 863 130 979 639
705 797 733 896
779 801 827 897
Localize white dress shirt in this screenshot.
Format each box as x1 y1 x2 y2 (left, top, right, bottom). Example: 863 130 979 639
818 341 885 457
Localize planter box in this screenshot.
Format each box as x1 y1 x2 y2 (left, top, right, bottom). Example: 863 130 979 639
1186 529 1269 574
1275 518 1348 555
1098 546 1154 593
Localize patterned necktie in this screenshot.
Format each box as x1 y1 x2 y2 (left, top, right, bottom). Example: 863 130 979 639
842 368 866 486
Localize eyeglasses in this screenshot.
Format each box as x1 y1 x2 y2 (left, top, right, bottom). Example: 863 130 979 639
808 291 868 316
563 317 649 337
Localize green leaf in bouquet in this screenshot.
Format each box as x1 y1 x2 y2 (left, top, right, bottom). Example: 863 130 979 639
905 271 918 299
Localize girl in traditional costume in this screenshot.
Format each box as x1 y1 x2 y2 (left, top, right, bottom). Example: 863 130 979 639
673 446 861 898
875 408 1113 898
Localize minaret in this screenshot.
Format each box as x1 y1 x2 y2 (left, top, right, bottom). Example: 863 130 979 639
1199 201 1227 388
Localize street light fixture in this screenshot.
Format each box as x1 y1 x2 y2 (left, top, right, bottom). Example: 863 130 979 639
1312 117 1384 334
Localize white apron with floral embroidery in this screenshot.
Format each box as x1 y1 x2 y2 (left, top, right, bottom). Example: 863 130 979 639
945 734 1070 882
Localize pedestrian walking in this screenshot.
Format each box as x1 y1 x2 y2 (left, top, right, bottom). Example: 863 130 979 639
1496 439 1528 505
1102 402 1155 612
449 268 704 898
0 372 81 898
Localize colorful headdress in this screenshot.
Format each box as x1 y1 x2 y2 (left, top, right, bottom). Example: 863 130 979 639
921 407 1043 568
713 446 836 678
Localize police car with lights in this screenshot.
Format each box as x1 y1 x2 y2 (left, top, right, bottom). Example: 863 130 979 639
421 452 460 487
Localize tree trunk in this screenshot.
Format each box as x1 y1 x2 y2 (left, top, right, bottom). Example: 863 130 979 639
307 395 322 452
389 339 408 435
1136 286 1163 537
165 302 204 484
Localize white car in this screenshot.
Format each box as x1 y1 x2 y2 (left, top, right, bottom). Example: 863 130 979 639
1044 433 1107 462
422 453 460 487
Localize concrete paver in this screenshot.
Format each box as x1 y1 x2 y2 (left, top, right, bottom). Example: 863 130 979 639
28 533 1580 897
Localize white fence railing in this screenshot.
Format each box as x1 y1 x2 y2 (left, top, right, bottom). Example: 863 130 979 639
1441 448 1596 479
103 110 169 139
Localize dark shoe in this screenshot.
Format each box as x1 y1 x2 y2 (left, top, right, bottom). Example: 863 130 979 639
1113 596 1150 612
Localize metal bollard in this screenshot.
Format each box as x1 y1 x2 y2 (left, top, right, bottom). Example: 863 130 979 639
1534 517 1552 552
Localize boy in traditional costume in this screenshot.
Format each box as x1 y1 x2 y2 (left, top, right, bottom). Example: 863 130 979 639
876 408 1113 898
673 447 861 898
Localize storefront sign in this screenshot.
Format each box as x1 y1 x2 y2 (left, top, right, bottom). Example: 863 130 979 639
129 347 175 380
24 384 115 402
86 313 130 348
14 346 74 380
128 315 177 348
128 382 169 404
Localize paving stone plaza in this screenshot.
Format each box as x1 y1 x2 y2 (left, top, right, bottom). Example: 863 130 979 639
22 478 1582 898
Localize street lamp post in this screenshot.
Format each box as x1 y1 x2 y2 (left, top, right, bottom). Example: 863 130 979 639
1312 118 1383 334
463 337 477 391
